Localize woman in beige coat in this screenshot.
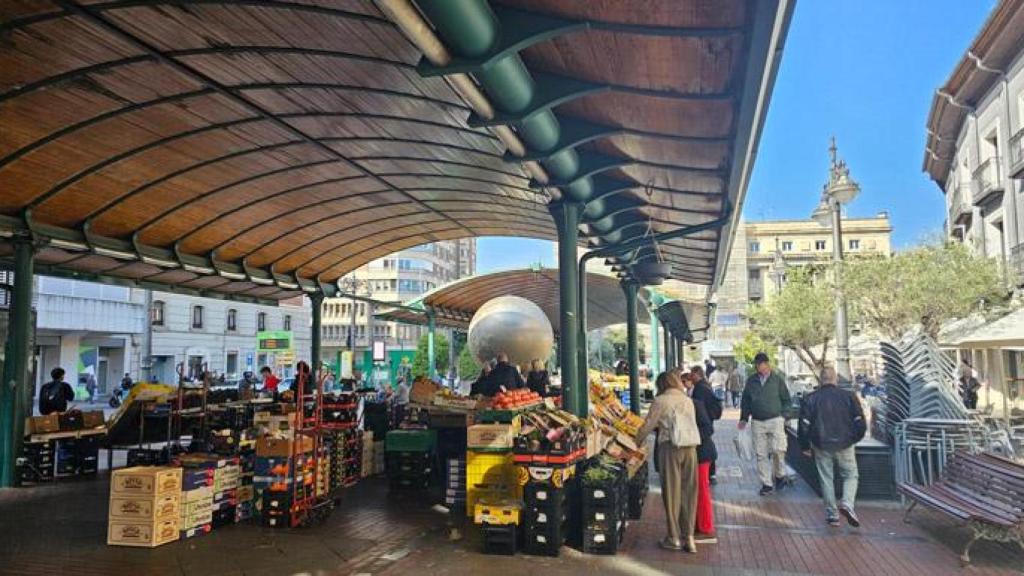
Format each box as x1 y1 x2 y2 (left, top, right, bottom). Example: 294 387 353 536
636 371 701 552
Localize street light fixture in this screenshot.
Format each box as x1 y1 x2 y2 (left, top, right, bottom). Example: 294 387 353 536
813 136 860 385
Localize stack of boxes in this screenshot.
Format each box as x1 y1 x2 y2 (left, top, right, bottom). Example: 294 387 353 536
580 460 628 555
236 452 256 522
179 465 214 540
385 429 437 490
627 464 649 520
212 458 241 528
107 467 182 548
443 456 466 512
254 436 315 528
521 468 576 557
360 431 375 479
18 440 54 484
466 418 522 556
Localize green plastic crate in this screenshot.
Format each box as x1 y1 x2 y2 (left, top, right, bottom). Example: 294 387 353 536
385 429 437 453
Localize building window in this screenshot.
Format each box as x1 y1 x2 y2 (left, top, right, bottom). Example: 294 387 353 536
749 241 760 253
191 305 204 329
227 308 237 332
849 239 860 250
257 312 266 332
284 315 292 331
814 240 826 251
781 241 793 252
226 352 238 376
150 300 165 326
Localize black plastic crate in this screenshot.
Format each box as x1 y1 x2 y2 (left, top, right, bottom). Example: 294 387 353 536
482 523 517 556
524 481 567 509
523 509 566 557
582 525 622 555
627 492 646 520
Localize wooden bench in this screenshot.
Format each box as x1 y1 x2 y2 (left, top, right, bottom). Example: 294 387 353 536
900 451 1024 565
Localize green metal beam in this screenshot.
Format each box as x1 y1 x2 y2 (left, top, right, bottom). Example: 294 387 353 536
0 239 33 487
650 309 661 374
427 309 437 378
550 201 584 416
311 292 324 371
623 281 640 415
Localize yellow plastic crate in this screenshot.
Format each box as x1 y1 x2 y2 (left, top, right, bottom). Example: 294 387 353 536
474 499 521 526
466 450 515 486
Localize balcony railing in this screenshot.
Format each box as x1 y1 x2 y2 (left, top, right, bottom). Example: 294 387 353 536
1011 127 1024 179
748 279 763 299
949 181 971 224
971 156 1003 202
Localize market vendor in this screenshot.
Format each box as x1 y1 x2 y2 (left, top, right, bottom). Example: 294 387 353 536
259 366 280 397
477 352 524 396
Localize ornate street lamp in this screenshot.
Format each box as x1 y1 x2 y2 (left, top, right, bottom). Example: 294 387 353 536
813 137 860 385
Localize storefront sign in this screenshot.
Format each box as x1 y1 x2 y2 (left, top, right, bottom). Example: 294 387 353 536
257 330 293 353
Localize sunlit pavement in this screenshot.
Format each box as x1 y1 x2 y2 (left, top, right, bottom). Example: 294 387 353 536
1 408 1021 576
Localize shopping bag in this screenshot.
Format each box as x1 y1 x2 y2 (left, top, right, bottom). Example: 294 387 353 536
733 426 754 461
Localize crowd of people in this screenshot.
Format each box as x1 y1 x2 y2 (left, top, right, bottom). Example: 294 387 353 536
636 352 868 554
469 352 552 398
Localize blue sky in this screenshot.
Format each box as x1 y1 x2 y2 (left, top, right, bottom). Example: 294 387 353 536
477 0 996 273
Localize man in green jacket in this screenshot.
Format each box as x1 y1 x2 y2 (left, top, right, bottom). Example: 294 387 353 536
738 352 792 495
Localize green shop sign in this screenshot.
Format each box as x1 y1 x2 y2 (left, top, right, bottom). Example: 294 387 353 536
257 330 293 353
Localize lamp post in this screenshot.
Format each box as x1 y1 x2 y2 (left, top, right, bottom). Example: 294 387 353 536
811 137 860 385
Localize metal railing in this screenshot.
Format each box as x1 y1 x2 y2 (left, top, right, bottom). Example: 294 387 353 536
971 156 1002 201
1010 127 1024 177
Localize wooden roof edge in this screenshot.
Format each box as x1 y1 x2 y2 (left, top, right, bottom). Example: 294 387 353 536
923 0 1024 186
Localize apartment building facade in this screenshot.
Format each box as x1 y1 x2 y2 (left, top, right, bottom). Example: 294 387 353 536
924 0 1024 285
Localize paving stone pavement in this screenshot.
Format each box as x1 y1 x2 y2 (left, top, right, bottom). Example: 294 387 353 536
1 408 1021 575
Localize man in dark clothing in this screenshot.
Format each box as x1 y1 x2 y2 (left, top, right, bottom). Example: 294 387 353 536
479 352 524 396
39 367 75 415
798 366 866 528
689 366 722 484
739 352 792 495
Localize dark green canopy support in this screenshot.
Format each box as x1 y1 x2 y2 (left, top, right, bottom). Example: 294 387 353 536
0 239 34 488
622 281 640 415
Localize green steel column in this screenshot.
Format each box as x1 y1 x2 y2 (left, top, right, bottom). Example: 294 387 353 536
550 202 583 416
666 333 675 370
310 293 323 375
1 239 34 487
577 259 588 393
650 311 661 374
622 281 640 415
427 310 436 379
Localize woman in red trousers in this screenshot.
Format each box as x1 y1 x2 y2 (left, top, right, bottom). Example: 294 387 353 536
686 375 718 542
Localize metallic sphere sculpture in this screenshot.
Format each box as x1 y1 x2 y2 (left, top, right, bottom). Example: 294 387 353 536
468 296 554 368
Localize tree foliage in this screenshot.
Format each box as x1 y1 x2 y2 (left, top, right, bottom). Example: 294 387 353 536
732 331 772 367
747 266 834 378
457 345 480 380
843 242 1007 340
410 332 449 378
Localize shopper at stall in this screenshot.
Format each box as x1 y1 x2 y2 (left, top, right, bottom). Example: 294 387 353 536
39 367 75 415
260 366 280 397
689 365 722 484
636 371 700 553
798 366 866 527
525 359 551 397
682 374 718 542
470 363 492 396
739 352 792 496
478 352 524 396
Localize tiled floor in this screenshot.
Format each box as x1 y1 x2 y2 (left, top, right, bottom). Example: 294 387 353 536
1 408 1021 575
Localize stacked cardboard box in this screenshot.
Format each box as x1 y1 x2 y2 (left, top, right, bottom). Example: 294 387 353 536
361 431 375 478
179 467 214 539
107 467 182 548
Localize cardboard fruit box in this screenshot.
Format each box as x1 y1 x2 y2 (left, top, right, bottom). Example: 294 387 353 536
109 493 180 522
256 436 314 458
107 518 179 548
110 467 183 498
25 414 60 435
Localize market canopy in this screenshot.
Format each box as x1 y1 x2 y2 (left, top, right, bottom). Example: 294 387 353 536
0 1 792 302
375 268 648 333
655 299 711 344
954 308 1024 350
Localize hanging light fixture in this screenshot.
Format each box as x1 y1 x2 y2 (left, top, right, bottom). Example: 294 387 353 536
632 181 672 285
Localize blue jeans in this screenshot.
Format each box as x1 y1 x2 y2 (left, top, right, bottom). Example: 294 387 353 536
813 446 858 519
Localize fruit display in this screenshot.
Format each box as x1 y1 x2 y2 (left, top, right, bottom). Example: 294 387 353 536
490 389 543 411
514 409 585 464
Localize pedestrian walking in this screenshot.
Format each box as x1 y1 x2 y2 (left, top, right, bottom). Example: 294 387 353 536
738 352 792 496
85 372 97 403
39 367 75 415
727 365 744 409
636 371 701 553
798 366 866 527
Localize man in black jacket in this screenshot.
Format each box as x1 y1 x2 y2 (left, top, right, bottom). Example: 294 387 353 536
39 367 75 415
798 366 866 528
478 353 524 396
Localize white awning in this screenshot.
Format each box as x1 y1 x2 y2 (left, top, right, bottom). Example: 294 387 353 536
955 308 1024 349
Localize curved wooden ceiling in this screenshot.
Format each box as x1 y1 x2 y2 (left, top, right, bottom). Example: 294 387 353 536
0 0 791 302
376 268 649 333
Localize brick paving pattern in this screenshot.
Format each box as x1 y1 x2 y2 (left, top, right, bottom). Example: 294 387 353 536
1 408 1021 575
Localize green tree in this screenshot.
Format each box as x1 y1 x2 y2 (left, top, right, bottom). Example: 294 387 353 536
733 331 771 366
843 242 1008 340
747 266 835 378
457 345 480 380
410 332 449 378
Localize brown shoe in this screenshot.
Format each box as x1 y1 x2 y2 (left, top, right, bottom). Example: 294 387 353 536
659 537 683 550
